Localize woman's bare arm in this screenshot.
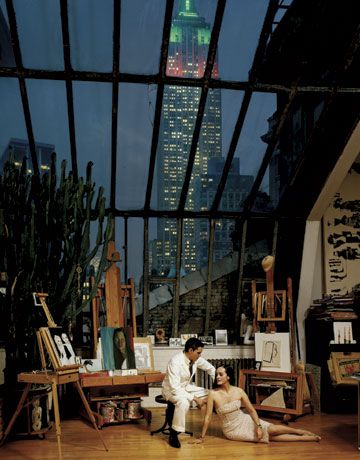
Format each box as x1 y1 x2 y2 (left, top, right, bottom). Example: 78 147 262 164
239 389 263 439
195 390 215 442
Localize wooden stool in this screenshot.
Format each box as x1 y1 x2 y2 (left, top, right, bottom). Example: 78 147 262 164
150 395 193 436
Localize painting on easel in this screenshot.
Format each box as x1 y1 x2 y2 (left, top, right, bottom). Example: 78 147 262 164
39 327 76 368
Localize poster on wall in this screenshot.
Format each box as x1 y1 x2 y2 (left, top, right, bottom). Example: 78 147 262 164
323 163 360 295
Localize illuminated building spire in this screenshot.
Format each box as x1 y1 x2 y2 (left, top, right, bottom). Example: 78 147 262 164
178 0 198 17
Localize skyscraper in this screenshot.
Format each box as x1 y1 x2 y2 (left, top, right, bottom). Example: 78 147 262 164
155 0 222 275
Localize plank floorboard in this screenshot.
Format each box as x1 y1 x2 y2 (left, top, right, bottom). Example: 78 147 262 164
0 408 358 459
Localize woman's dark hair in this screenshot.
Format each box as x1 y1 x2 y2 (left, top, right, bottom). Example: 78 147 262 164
213 365 235 387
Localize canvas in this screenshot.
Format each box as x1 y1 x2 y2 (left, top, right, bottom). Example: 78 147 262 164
255 332 291 373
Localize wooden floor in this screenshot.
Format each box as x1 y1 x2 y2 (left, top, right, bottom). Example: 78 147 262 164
0 408 359 459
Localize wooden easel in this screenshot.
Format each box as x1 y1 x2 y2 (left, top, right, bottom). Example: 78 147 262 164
91 276 137 357
0 293 108 458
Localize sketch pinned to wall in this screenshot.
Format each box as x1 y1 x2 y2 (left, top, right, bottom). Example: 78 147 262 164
323 163 360 295
255 332 291 373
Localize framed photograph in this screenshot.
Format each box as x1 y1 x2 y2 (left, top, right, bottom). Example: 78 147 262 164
169 338 182 347
44 327 77 367
180 333 198 346
133 337 154 372
254 360 262 371
330 352 360 384
199 336 214 346
254 332 291 373
215 329 228 345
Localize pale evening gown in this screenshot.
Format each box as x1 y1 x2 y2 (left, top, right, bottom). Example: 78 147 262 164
216 400 270 443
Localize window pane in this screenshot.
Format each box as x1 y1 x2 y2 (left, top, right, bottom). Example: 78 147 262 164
220 92 276 211
0 78 27 165
26 79 70 171
152 84 200 210
116 84 156 210
215 0 269 81
13 0 64 70
120 0 165 75
0 3 15 67
150 217 178 276
73 81 112 201
69 0 113 72
186 89 244 211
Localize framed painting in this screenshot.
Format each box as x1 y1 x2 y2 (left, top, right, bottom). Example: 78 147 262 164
331 352 360 384
133 337 154 372
254 332 291 373
199 336 214 346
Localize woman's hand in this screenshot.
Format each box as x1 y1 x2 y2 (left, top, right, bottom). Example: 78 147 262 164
193 436 204 444
256 426 263 440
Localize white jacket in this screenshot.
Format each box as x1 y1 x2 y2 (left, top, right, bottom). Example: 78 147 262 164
162 351 215 402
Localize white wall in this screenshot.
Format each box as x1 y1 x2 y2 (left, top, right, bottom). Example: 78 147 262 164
297 122 360 362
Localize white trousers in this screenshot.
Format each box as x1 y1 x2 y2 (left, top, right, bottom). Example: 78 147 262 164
163 386 208 433
167 394 190 433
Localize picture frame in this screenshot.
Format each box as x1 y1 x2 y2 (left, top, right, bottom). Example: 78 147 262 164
330 352 360 384
254 332 291 373
180 333 198 346
169 338 182 347
199 336 214 346
215 329 228 346
133 337 155 372
256 290 287 321
254 360 262 371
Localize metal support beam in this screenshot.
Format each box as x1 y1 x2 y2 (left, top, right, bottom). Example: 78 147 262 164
204 219 215 335
109 0 121 210
142 217 150 336
172 218 183 337
234 219 247 340
59 0 78 179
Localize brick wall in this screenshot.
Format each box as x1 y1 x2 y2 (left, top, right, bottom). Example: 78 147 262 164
145 270 240 342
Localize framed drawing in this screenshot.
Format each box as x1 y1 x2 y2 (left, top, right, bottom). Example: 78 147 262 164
254 332 291 373
215 330 228 345
133 337 154 372
199 336 214 346
330 352 360 384
180 333 198 346
169 338 182 347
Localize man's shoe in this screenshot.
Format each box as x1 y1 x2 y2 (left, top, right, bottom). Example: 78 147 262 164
169 429 181 448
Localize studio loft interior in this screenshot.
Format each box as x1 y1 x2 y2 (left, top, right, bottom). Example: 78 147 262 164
0 0 360 455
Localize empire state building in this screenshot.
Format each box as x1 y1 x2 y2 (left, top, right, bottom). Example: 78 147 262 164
155 0 222 275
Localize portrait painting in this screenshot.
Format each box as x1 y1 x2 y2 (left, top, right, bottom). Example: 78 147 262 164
45 327 76 367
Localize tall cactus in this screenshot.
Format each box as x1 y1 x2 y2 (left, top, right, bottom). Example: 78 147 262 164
0 153 113 384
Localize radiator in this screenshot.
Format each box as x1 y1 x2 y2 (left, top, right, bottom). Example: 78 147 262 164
197 358 255 388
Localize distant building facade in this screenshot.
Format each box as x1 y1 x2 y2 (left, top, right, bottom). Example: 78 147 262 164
0 138 54 174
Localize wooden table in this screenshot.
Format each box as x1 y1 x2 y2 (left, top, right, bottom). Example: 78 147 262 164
80 372 165 428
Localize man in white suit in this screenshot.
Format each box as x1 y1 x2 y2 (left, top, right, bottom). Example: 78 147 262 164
162 337 215 448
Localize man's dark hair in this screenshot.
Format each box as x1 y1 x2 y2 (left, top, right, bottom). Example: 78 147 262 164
184 337 204 351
